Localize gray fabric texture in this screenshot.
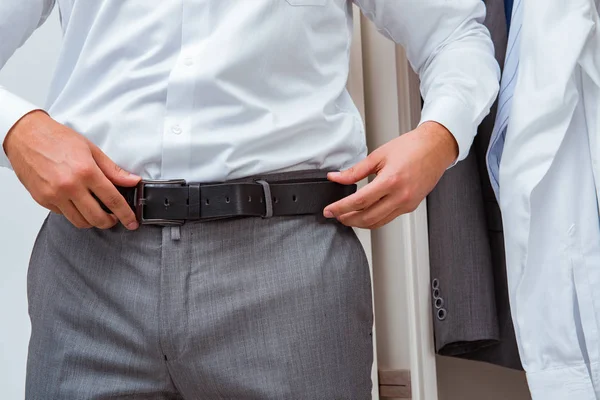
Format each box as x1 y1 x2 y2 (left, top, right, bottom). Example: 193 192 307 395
426 0 522 370
26 208 373 399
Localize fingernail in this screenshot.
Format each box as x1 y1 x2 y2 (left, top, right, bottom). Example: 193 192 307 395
328 172 341 177
324 210 334 218
127 221 139 230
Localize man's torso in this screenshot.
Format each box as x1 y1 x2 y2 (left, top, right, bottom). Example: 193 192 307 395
47 0 366 182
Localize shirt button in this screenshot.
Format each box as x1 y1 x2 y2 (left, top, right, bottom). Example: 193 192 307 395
171 124 182 135
184 57 194 66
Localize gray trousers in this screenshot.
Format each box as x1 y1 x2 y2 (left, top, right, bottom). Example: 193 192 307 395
26 210 373 399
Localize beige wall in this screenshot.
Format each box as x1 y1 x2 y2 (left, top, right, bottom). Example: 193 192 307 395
437 357 530 400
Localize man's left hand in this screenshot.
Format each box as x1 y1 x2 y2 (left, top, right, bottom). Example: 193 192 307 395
324 121 459 229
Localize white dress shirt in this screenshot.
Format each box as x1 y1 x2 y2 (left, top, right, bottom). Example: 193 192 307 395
491 0 600 398
0 0 499 182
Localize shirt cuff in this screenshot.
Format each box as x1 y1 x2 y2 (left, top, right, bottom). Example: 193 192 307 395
418 96 477 168
0 87 41 169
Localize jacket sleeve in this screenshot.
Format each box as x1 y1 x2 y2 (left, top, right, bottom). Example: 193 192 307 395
0 0 56 169
353 0 500 164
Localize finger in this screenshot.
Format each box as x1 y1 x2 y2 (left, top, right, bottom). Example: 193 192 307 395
57 201 93 229
89 178 139 230
47 205 62 214
324 175 389 218
337 195 397 229
327 153 381 185
333 210 360 227
368 197 424 230
371 209 404 230
90 142 141 187
72 190 118 229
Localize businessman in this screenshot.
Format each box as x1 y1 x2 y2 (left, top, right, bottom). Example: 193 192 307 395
1 1 498 398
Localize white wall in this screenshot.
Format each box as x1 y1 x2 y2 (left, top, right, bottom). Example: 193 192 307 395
0 10 62 399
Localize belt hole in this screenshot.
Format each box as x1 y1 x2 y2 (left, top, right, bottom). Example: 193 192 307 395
164 198 170 207
205 199 210 205
225 197 230 203
273 197 279 204
292 195 297 202
248 196 252 202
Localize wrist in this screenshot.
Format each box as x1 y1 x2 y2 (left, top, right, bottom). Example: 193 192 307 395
3 110 49 157
419 121 459 167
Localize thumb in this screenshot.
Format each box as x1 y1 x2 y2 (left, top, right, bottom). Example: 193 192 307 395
328 153 380 185
90 144 141 187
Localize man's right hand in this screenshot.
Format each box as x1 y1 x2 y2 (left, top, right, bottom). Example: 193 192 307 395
3 111 141 230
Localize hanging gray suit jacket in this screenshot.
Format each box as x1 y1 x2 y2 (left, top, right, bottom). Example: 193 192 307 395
426 0 522 370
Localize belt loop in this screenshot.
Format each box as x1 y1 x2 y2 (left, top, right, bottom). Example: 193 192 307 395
170 226 181 241
188 183 201 220
255 180 273 218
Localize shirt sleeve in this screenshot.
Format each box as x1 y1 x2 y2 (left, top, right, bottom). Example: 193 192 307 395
353 0 500 164
0 0 55 169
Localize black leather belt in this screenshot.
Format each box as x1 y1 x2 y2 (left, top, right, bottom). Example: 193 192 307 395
99 175 356 226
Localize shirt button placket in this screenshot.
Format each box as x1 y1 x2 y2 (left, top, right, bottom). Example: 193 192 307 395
171 124 182 135
160 0 205 179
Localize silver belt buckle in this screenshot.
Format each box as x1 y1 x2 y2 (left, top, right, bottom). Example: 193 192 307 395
135 179 187 226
